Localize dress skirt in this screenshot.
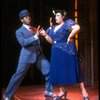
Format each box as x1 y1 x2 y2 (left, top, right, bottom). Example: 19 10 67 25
49 43 83 85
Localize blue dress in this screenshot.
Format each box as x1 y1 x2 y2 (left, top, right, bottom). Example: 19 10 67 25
46 19 83 85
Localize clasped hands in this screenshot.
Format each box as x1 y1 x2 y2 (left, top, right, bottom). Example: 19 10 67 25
36 25 47 37
36 17 52 37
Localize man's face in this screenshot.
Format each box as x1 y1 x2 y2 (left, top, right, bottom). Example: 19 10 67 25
21 15 31 25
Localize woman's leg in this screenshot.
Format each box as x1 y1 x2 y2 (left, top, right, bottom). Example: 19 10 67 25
80 82 88 97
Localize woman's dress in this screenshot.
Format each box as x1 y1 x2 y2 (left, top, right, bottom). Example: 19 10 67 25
46 19 83 85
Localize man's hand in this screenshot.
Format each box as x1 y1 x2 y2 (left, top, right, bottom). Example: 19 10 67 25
36 25 41 37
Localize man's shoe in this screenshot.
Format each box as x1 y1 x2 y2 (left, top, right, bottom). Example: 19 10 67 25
44 91 56 98
2 95 10 100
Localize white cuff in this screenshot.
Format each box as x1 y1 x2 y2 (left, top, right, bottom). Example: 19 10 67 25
49 27 52 29
34 34 39 40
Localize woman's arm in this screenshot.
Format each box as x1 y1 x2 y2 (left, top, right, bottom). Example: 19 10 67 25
67 24 80 43
44 34 53 44
40 29 53 44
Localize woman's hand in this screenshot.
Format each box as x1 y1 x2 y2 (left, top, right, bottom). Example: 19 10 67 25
67 37 71 44
67 37 74 44
49 17 53 26
39 28 53 44
40 28 48 37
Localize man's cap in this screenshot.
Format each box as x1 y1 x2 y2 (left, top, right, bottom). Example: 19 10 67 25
19 9 30 19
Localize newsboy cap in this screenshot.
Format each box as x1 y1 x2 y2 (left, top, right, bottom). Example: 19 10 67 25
19 9 30 19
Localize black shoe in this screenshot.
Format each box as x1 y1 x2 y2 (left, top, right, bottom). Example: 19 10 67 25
84 97 89 100
44 91 56 98
2 94 10 100
55 92 67 100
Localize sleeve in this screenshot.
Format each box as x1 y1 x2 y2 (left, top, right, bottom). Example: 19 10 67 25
64 19 77 30
16 30 38 47
46 27 51 35
46 26 54 39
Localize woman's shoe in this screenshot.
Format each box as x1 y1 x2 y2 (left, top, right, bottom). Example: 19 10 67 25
84 96 89 100
82 89 89 100
55 92 67 100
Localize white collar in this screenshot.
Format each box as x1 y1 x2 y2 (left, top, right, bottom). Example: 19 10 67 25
23 24 31 30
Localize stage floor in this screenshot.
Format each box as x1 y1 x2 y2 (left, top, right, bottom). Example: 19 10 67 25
2 85 99 100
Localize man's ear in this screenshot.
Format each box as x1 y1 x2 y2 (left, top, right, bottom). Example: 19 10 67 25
21 19 23 23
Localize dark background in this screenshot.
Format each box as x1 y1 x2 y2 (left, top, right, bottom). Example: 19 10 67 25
1 0 99 88
1 0 71 87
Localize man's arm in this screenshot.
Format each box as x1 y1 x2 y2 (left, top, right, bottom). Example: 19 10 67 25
16 30 39 47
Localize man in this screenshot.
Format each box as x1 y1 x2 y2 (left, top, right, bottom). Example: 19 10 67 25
3 9 55 100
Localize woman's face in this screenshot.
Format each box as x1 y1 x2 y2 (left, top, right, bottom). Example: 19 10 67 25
55 13 64 24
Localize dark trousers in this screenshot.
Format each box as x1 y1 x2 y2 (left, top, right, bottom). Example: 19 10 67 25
4 55 53 99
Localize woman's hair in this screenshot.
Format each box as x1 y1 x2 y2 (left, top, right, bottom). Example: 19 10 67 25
52 9 68 20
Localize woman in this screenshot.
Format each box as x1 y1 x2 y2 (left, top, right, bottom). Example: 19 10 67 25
40 9 89 100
